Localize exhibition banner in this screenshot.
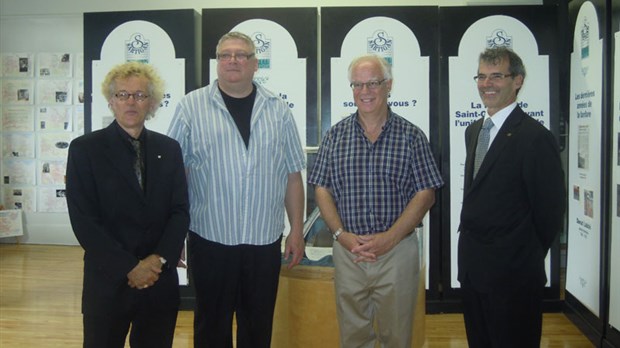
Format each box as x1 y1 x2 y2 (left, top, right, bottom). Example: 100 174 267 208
321 7 439 290
91 20 185 134
447 15 552 289
83 10 196 135
567 0 603 317
202 8 317 147
610 23 620 332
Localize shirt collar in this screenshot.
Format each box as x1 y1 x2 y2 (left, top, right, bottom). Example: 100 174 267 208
113 120 146 142
353 107 395 133
485 101 517 130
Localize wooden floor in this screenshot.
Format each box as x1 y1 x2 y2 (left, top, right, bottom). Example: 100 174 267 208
0 244 593 347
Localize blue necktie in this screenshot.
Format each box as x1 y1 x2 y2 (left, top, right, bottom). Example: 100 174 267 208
473 118 493 178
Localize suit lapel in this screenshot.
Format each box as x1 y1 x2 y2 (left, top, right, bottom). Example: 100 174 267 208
102 122 145 198
466 107 525 192
144 130 163 197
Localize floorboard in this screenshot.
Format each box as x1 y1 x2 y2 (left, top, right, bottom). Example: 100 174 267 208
0 244 594 347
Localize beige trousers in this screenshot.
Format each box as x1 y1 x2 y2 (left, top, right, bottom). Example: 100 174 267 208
333 232 420 348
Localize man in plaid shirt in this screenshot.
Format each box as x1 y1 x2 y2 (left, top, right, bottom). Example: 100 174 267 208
309 54 443 348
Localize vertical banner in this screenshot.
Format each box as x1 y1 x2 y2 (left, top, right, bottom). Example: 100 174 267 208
610 0 620 339
84 10 197 134
202 8 317 148
321 7 439 293
84 10 197 288
611 18 620 337
448 16 551 289
91 21 184 134
440 6 562 300
567 0 603 317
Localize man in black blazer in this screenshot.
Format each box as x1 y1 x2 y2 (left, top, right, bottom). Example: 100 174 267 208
458 48 565 348
66 62 189 348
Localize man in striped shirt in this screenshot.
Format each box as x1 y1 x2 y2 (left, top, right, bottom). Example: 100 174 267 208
167 31 306 348
309 54 443 347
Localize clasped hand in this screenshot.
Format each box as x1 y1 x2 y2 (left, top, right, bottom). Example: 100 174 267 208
127 254 163 290
342 231 399 263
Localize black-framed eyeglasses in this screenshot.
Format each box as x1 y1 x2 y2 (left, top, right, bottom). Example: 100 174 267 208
350 79 387 91
473 73 514 83
114 91 149 102
216 52 255 62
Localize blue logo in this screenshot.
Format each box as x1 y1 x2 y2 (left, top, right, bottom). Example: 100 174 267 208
486 29 512 49
126 33 150 63
580 19 590 59
253 32 271 69
367 30 393 65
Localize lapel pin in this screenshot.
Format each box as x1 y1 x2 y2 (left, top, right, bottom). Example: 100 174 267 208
157 155 162 159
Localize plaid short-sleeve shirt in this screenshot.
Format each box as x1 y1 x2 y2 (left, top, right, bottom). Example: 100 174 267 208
308 110 443 234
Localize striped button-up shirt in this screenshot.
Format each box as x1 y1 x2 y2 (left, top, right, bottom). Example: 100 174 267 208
308 110 443 234
168 81 305 245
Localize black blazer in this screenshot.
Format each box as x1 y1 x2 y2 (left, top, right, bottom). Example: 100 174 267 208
458 106 565 292
66 121 190 315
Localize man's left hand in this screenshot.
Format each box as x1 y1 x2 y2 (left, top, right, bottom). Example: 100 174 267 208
350 231 399 262
284 230 305 269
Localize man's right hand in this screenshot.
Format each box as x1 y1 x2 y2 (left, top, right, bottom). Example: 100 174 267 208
127 256 162 289
338 231 377 263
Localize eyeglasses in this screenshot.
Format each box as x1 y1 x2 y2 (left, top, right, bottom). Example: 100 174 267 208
350 79 387 91
473 73 514 83
114 91 149 102
216 52 255 62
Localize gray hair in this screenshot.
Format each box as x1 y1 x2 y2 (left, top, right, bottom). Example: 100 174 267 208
216 31 256 54
479 47 526 80
347 54 392 82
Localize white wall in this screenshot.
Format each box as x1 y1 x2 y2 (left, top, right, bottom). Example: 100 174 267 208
0 0 542 16
0 0 541 245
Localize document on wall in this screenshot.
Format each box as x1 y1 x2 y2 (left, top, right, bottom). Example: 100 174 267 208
2 159 36 185
1 106 35 132
37 132 72 159
2 79 34 105
3 187 36 212
36 79 73 105
74 53 84 79
0 209 24 238
37 52 73 78
36 106 73 131
1 53 35 78
37 187 67 213
74 105 84 135
75 80 84 104
38 159 67 186
2 133 35 158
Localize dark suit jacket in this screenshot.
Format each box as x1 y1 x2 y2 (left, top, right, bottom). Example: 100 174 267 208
66 121 190 315
458 106 565 292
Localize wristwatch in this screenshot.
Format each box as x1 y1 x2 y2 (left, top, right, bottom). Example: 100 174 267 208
332 227 343 241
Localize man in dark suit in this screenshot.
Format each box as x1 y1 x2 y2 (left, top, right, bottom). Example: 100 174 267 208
66 62 190 348
458 47 565 348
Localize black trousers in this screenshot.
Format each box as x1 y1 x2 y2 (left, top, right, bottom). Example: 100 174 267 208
461 277 544 348
82 291 178 348
188 232 282 348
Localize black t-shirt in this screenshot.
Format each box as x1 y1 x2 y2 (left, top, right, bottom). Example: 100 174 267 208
220 85 257 148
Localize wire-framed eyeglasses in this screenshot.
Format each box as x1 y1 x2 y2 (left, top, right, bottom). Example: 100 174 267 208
473 73 514 83
350 79 387 91
114 91 149 102
216 52 255 62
